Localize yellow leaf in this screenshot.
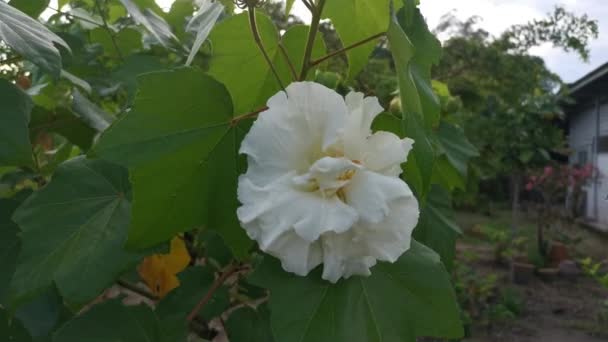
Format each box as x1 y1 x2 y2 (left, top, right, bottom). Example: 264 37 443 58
138 236 191 298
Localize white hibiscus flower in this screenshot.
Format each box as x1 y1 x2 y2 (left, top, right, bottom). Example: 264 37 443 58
237 82 419 283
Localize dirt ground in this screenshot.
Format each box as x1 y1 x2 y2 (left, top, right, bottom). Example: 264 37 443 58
454 210 608 342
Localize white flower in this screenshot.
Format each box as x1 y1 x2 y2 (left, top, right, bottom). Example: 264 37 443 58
237 82 419 283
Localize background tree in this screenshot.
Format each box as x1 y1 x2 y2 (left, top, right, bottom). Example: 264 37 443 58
433 6 598 229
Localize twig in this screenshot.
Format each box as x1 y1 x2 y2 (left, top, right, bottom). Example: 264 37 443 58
301 0 314 12
116 279 159 300
93 0 124 61
187 264 239 322
310 32 387 67
47 7 105 28
230 106 268 127
278 43 298 81
247 6 285 91
299 0 326 80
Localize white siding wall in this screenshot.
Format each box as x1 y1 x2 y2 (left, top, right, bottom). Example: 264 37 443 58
600 103 608 135
568 106 597 220
569 106 596 149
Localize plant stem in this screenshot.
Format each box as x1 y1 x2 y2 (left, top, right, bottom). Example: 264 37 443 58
310 32 386 67
278 43 298 81
230 106 268 127
187 264 239 322
301 0 314 12
247 6 285 91
93 0 124 61
116 279 158 300
299 0 326 80
47 7 105 28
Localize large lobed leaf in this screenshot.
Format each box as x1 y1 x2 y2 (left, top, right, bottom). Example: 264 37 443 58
92 68 252 257
251 241 463 342
0 1 70 77
9 157 141 308
53 300 160 342
0 80 34 167
413 186 462 270
208 13 325 113
323 0 390 79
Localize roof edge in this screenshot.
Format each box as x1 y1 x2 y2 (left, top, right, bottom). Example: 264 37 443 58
569 61 608 94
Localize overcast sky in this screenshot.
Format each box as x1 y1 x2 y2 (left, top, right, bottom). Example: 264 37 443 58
146 1 605 83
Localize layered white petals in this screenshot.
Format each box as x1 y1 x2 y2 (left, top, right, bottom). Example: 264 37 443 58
237 82 419 283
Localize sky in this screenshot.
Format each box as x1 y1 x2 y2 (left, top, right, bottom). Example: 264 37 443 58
97 0 608 83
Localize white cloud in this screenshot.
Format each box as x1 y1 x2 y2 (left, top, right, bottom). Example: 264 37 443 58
419 0 607 82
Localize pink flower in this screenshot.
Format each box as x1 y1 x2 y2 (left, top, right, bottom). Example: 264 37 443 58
525 182 534 191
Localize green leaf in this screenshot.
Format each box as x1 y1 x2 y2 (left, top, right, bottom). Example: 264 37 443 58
90 27 143 59
431 156 465 192
388 4 442 128
0 1 70 77
14 288 68 340
185 0 224 66
0 80 34 167
53 300 159 342
0 198 21 304
119 0 177 48
9 157 141 308
226 304 275 342
250 241 463 342
110 54 166 100
323 0 390 79
437 122 478 176
413 186 462 270
0 307 31 342
156 267 229 342
7 0 49 18
372 112 435 199
29 107 97 151
92 68 252 257
208 13 325 113
71 89 113 132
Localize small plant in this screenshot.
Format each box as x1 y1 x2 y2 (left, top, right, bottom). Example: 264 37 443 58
525 164 596 258
581 257 608 288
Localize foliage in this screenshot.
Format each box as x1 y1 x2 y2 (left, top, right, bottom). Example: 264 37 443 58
0 0 480 340
434 7 598 207
452 253 524 335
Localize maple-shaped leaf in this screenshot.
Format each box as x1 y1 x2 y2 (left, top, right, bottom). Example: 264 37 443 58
138 237 191 298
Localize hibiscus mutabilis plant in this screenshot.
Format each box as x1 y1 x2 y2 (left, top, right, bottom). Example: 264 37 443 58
0 0 472 341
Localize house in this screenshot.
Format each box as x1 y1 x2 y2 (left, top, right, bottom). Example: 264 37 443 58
567 61 608 230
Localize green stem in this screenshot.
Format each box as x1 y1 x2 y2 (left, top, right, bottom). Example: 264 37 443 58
47 7 105 28
93 0 124 61
247 6 285 91
298 0 326 80
278 43 298 81
310 32 386 67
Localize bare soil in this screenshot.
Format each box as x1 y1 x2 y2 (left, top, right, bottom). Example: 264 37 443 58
454 210 608 342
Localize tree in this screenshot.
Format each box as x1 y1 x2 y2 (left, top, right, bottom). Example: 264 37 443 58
433 6 598 228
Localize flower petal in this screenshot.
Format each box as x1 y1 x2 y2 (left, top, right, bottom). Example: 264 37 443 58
237 174 358 244
342 91 384 160
363 132 413 177
343 169 413 224
360 197 419 263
